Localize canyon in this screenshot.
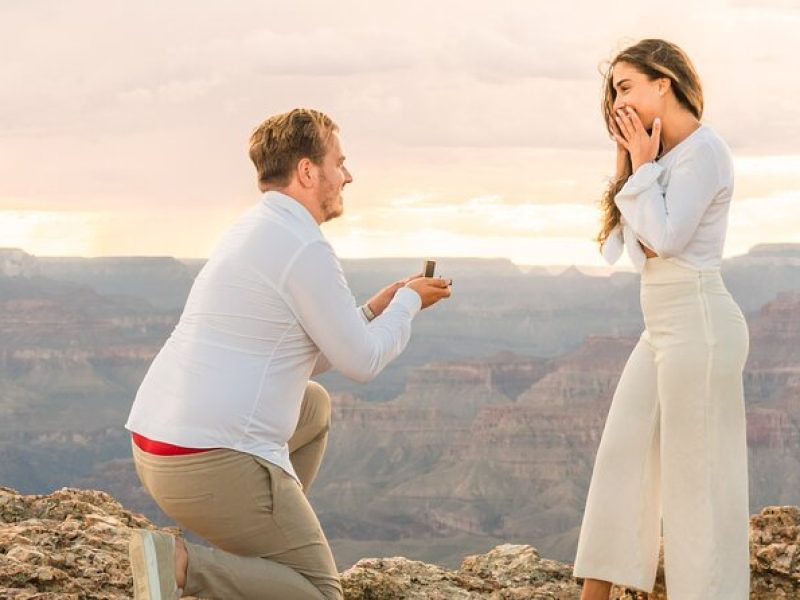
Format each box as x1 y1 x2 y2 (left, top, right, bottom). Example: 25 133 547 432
1 245 799 570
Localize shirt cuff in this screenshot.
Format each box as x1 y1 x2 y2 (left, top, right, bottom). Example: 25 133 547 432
617 161 664 198
623 224 647 273
392 286 423 317
358 305 371 323
600 225 624 265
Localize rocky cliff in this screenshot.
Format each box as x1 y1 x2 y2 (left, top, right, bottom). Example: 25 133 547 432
1 487 798 599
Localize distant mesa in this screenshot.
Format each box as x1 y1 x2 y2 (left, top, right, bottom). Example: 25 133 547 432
747 243 800 258
5 242 800 278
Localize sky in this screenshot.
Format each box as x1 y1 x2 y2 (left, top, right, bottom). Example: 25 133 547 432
1 0 799 268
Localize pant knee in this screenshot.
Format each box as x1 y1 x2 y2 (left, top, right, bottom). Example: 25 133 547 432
305 381 331 433
319 580 343 600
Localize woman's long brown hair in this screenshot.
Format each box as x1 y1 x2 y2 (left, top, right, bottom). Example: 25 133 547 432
597 39 704 248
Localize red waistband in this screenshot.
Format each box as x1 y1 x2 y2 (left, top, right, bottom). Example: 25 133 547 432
131 432 216 456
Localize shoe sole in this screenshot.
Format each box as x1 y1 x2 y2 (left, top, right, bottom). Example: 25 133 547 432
129 530 164 600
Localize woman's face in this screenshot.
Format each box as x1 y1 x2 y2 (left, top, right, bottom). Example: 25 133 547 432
610 61 666 130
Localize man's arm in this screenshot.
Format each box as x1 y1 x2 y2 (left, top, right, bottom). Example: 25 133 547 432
283 240 422 383
310 272 427 377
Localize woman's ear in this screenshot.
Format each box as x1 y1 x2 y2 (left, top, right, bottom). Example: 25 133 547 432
658 77 671 97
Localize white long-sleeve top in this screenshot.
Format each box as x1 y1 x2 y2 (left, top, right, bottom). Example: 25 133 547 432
125 191 422 483
601 125 735 272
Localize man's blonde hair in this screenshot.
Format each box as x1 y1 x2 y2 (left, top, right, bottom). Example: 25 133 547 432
248 108 338 188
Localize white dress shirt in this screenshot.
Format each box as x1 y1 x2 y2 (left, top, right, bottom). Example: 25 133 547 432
126 191 422 483
601 125 735 272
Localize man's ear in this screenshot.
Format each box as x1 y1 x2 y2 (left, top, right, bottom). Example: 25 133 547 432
296 157 315 188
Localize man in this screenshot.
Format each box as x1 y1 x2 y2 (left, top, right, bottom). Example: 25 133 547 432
125 108 451 599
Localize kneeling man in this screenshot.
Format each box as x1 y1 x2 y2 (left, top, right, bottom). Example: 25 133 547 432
125 108 451 599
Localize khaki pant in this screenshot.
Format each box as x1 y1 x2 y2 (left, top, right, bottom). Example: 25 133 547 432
132 381 342 600
574 259 750 599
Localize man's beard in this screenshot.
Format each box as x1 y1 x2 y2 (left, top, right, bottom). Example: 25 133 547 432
318 174 343 222
320 194 342 222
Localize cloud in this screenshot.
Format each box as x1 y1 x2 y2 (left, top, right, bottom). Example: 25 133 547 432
0 210 100 256
728 0 800 9
727 189 800 256
333 193 600 241
0 0 798 260
2 0 797 149
241 29 418 76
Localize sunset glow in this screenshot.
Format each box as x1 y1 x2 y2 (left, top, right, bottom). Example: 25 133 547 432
2 1 798 267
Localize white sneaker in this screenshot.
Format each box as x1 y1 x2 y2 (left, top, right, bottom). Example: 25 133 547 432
129 529 182 600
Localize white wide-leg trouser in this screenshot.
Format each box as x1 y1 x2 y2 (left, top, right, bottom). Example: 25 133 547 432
573 258 750 599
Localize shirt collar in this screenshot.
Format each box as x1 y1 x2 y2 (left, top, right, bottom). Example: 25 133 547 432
262 191 320 228
657 124 705 164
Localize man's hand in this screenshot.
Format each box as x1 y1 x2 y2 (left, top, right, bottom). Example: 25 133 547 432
365 272 423 318
404 277 452 310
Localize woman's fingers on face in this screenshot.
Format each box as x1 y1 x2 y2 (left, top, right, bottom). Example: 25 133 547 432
609 119 629 148
614 110 633 138
624 106 645 132
609 117 622 137
621 109 638 134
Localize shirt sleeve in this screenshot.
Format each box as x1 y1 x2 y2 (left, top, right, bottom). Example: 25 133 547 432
282 240 422 383
614 143 723 258
311 306 370 376
600 225 624 265
311 354 332 376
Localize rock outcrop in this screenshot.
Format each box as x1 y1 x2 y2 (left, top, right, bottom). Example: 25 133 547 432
0 487 154 599
1 487 798 599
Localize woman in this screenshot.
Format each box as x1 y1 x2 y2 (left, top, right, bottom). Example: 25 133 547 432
573 39 750 599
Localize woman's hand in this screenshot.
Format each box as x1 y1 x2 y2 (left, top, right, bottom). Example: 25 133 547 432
613 135 628 181
610 107 661 172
